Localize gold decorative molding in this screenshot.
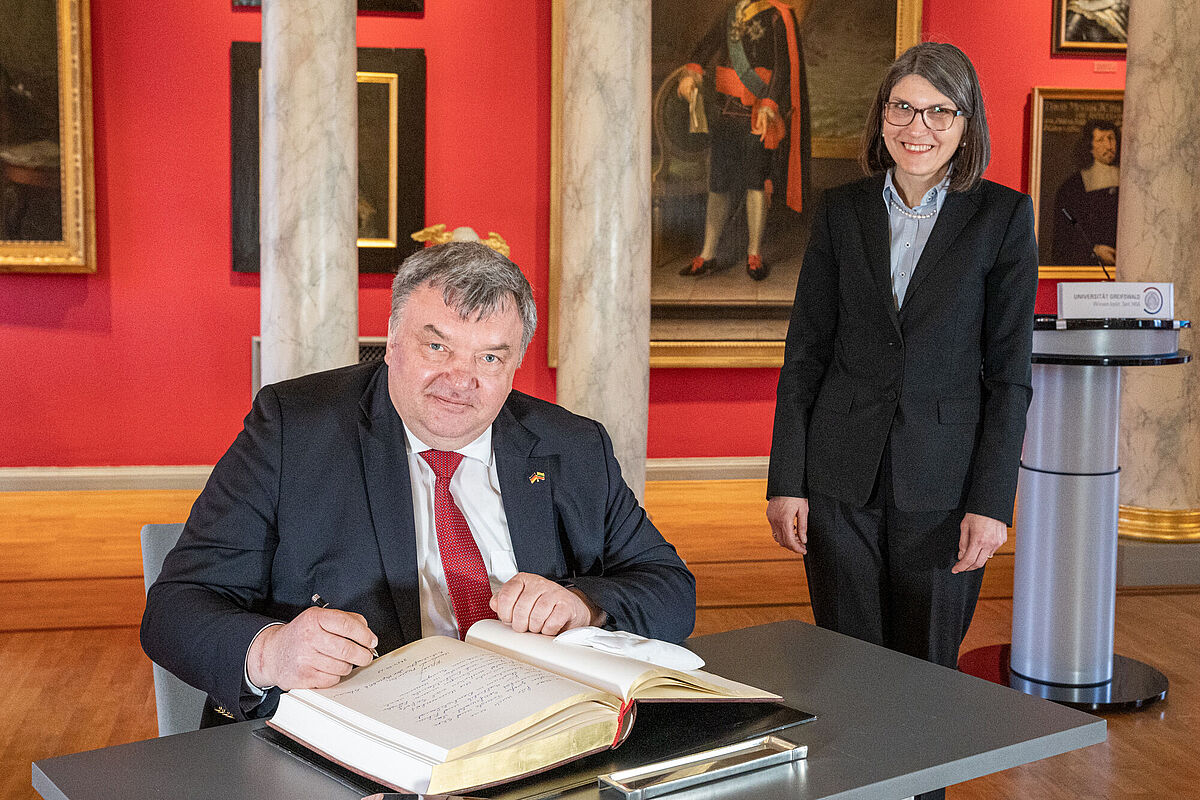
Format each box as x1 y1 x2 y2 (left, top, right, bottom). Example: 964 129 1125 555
1037 264 1113 280
411 224 510 257
895 0 923 57
548 0 565 368
1118 504 1200 543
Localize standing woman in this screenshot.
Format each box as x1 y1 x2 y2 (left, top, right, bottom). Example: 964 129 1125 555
766 43 1038 684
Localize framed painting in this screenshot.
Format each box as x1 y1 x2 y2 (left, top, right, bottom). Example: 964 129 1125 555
550 0 922 368
231 42 425 273
1052 0 1128 54
1029 87 1123 280
233 0 423 11
0 0 96 273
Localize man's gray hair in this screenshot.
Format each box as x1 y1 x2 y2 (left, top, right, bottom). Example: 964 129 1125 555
390 242 537 356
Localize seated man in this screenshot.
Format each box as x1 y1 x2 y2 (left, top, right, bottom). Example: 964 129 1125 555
141 241 696 725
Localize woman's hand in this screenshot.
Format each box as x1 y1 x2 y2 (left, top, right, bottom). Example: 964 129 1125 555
953 513 1007 573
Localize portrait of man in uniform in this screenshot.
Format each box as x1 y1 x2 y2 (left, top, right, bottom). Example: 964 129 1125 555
646 0 920 357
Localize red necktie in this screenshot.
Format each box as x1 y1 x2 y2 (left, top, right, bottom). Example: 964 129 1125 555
420 449 498 639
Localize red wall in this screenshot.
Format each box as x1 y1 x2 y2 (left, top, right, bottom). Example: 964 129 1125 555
649 0 1126 458
0 0 1125 468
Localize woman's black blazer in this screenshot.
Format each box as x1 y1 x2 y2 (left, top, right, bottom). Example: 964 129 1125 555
768 174 1039 525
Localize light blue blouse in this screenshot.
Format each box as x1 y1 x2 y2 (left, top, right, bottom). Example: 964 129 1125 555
882 169 952 309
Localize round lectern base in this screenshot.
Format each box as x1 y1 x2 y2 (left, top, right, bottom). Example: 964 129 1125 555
958 644 1168 712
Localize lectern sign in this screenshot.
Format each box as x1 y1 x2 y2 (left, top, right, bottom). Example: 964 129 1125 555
1057 282 1174 320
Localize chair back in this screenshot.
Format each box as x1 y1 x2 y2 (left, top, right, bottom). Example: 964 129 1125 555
140 523 208 736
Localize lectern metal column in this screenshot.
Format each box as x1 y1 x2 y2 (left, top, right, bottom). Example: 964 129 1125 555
960 317 1190 711
1012 361 1120 688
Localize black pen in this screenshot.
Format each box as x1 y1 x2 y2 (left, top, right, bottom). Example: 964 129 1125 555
312 593 379 658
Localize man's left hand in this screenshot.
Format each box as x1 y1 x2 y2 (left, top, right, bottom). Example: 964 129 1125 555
490 573 602 635
752 105 777 142
953 513 1007 573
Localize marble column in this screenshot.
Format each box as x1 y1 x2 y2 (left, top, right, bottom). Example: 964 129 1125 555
556 1 652 498
259 0 359 387
1116 3 1200 517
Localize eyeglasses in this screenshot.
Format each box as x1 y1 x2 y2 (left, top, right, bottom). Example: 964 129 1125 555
883 101 968 131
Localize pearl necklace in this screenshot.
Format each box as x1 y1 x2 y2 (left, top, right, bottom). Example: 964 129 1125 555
890 198 936 220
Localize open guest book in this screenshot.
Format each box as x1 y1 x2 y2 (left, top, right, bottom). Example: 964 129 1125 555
266 620 785 795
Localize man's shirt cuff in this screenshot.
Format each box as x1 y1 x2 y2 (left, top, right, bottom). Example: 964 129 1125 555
243 621 284 697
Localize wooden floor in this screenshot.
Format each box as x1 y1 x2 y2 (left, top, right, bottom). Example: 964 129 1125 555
0 481 1019 632
3 482 1199 799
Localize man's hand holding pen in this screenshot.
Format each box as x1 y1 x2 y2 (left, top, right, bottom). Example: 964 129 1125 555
246 577 605 691
246 605 378 691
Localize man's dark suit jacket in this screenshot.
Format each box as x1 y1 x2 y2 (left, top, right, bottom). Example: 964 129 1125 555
767 175 1039 525
141 362 696 721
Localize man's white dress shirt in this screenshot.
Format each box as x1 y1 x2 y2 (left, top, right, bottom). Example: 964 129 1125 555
402 423 519 639
246 423 519 694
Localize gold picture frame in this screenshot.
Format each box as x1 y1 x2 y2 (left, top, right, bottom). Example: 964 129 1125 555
549 0 922 368
1028 87 1123 280
1052 0 1128 55
353 71 400 252
0 0 96 273
230 43 424 273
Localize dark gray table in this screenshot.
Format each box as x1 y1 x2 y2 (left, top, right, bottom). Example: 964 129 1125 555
33 620 1106 800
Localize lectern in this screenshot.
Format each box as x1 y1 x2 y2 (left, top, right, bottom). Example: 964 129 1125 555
961 317 1190 711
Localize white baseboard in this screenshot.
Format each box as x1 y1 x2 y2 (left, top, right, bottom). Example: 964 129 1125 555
1117 539 1200 586
0 466 214 491
1 457 768 491
645 457 768 481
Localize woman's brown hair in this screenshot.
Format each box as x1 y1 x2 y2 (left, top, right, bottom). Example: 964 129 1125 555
859 42 991 193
